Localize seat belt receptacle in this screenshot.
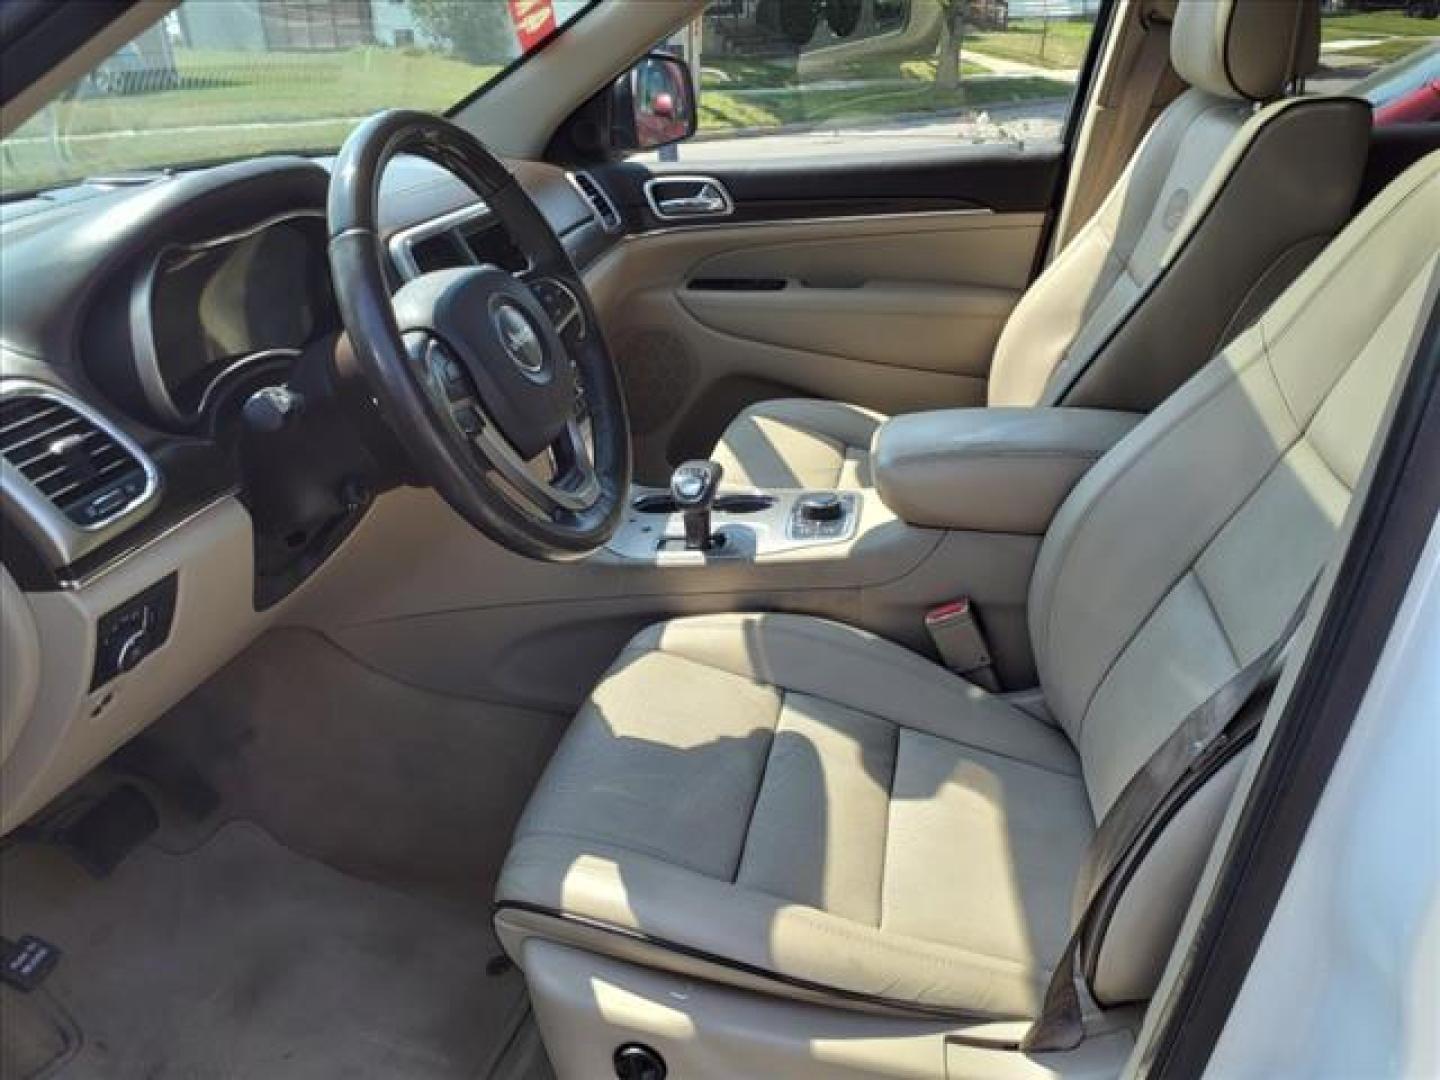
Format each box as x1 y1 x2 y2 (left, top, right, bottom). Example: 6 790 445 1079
925 598 1001 692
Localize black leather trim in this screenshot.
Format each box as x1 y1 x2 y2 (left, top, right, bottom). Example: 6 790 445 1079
1357 123 1440 214
1048 95 1371 410
1217 0 1258 103
596 143 1066 232
1081 721 1261 1006
494 900 1017 1023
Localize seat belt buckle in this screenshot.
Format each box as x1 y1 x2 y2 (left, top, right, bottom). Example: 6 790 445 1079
925 598 1000 692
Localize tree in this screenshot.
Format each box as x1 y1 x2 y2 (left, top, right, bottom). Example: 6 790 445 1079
408 0 516 65
936 0 970 92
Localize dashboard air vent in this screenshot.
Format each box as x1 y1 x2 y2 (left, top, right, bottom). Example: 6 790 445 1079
571 171 621 233
1 392 150 527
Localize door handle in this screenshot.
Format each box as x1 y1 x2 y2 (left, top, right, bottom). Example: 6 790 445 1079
644 177 734 221
659 190 727 216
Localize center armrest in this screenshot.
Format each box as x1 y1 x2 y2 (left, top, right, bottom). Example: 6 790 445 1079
873 407 1142 535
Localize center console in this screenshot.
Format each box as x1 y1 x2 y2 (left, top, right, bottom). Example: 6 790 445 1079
306 406 1147 716
607 483 862 562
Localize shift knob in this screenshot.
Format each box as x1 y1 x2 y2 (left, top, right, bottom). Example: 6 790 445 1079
670 460 723 550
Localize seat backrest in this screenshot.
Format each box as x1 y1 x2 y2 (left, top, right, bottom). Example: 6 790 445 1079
987 0 1370 413
1026 150 1440 1005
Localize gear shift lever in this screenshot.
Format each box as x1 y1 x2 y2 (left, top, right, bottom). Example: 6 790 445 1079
670 459 724 551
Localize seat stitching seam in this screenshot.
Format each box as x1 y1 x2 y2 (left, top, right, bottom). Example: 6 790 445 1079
1040 363 1249 679
1190 567 1241 667
1259 323 1304 432
496 901 1033 1020
1038 349 1274 723
654 624 1080 775
896 723 1083 779
522 850 1042 976
875 723 901 931
1073 439 1301 742
731 688 786 885
517 828 725 878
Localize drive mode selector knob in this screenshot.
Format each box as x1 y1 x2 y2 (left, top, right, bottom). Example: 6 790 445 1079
797 492 845 522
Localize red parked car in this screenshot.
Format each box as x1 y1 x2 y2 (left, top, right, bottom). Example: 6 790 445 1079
1355 42 1440 124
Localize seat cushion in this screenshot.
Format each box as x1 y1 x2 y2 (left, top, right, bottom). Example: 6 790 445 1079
496 614 1094 1019
711 399 886 490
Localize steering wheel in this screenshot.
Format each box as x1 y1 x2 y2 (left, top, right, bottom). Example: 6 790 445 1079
327 110 631 560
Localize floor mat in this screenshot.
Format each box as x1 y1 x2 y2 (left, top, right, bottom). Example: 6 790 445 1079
0 823 526 1079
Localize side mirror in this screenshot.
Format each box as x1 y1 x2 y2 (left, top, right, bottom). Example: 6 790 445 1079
612 52 696 153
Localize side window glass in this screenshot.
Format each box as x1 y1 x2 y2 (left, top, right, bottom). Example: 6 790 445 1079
1314 9 1438 127
656 0 1104 163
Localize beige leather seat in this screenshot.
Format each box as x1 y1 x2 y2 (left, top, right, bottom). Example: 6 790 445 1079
712 0 1371 491
496 152 1440 1028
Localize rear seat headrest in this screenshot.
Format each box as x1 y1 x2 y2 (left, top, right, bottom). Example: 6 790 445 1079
1171 0 1321 102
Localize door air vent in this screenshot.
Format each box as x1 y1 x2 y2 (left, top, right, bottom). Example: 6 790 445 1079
570 171 621 233
1 389 153 528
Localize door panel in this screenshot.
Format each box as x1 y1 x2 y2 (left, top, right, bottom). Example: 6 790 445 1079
584 152 1054 482
676 279 1017 378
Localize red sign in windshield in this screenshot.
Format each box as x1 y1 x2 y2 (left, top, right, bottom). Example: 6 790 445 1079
509 0 557 53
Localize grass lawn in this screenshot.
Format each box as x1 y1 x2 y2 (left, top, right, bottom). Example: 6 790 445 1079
704 54 984 89
698 73 1071 135
1340 36 1437 63
2 47 497 194
963 17 1095 71
699 35 1069 137
1320 11 1440 40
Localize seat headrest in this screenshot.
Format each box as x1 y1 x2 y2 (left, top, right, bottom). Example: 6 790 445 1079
1171 0 1321 102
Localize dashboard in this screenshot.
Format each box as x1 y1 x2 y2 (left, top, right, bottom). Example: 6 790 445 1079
0 151 621 833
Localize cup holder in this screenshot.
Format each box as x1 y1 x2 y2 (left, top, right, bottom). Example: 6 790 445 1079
632 492 777 515
715 494 777 514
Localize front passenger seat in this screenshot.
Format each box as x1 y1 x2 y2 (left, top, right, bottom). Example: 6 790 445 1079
712 0 1370 490
496 151 1439 1064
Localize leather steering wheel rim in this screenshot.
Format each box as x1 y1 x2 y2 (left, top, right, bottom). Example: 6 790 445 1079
327 109 631 560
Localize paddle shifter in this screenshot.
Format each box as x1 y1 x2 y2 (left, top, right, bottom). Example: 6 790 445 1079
670 459 724 550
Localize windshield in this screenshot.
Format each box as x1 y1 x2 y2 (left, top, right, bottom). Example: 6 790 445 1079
0 0 594 198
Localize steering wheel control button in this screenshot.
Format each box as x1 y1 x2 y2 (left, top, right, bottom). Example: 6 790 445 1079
531 278 585 338
91 573 177 689
451 406 483 437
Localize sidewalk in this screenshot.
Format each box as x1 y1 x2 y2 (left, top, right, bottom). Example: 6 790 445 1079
965 50 1080 83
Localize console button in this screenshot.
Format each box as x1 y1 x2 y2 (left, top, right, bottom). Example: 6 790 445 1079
797 493 845 522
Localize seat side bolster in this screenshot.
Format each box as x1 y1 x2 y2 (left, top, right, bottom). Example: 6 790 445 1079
495 836 1050 1021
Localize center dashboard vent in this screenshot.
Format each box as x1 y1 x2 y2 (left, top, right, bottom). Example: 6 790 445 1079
570 171 621 233
1 389 153 528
